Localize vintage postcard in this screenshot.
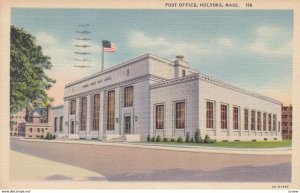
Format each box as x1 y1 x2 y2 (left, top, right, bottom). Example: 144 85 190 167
0 0 299 191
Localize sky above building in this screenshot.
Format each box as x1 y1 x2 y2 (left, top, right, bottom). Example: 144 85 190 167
11 9 293 106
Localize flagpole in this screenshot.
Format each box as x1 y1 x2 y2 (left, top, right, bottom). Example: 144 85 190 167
101 42 104 72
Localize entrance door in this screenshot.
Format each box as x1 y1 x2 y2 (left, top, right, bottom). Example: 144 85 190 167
70 120 75 134
124 114 131 134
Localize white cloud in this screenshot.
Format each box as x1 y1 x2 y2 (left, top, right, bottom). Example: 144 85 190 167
128 31 213 58
246 26 292 57
36 32 57 46
218 38 233 48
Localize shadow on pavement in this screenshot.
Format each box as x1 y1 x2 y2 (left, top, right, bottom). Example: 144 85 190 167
45 174 73 180
106 163 291 182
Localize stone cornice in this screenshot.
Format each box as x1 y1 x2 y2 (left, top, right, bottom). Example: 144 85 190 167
150 73 281 105
150 74 199 89
65 53 175 88
64 74 166 100
198 73 282 105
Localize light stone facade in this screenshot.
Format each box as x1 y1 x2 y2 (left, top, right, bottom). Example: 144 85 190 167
60 53 282 141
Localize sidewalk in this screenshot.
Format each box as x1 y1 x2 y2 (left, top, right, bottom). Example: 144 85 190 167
10 150 106 181
20 138 292 155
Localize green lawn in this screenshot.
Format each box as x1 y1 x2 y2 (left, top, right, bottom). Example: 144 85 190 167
147 140 292 148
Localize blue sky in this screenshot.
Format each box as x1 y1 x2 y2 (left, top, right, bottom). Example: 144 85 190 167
11 9 293 105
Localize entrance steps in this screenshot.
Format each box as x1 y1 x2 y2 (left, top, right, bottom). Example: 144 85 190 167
103 134 141 142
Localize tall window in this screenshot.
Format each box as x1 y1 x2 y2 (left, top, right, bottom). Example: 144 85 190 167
93 94 100 130
182 70 186 77
54 117 57 132
124 86 133 107
244 109 249 130
273 114 277 131
206 101 214 129
233 107 239 130
155 105 164 129
60 116 63 131
268 113 272 131
257 112 261 131
107 90 115 130
221 104 228 129
70 99 76 115
263 113 267 131
175 102 185 129
80 97 87 130
251 110 255 130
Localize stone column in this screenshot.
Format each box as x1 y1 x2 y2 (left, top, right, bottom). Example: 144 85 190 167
86 94 91 138
63 100 69 135
76 97 80 134
114 87 120 135
227 104 231 138
215 102 220 137
99 91 105 139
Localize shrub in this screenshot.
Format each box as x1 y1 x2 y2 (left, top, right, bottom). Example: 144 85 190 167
170 138 175 142
156 135 162 142
163 137 169 142
204 134 210 143
203 134 215 143
52 134 56 139
151 137 155 142
185 132 190 143
147 135 151 142
194 128 202 143
177 136 184 143
190 137 194 143
44 133 50 140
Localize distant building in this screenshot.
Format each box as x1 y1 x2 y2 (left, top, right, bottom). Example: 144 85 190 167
19 108 52 138
51 105 64 137
282 105 292 139
10 109 26 136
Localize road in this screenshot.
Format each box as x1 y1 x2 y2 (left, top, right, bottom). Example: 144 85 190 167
10 138 291 182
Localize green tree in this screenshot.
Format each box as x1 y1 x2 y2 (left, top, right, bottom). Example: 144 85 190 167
10 26 56 113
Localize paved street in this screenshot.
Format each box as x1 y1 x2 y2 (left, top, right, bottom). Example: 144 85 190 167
10 138 291 182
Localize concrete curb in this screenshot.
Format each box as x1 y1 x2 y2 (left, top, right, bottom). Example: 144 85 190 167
19 138 292 155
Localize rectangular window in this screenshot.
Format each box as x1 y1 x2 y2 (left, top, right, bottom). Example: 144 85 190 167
206 101 214 129
54 117 57 132
182 70 186 77
257 112 261 131
93 94 100 130
263 113 267 131
107 90 115 130
124 86 133 107
268 113 272 131
175 102 185 129
221 104 228 129
70 99 76 115
59 116 63 131
273 114 277 131
233 107 239 130
251 110 255 130
244 109 249 130
155 105 164 129
80 97 87 130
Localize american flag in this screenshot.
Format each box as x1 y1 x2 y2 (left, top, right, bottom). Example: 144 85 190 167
102 40 116 52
